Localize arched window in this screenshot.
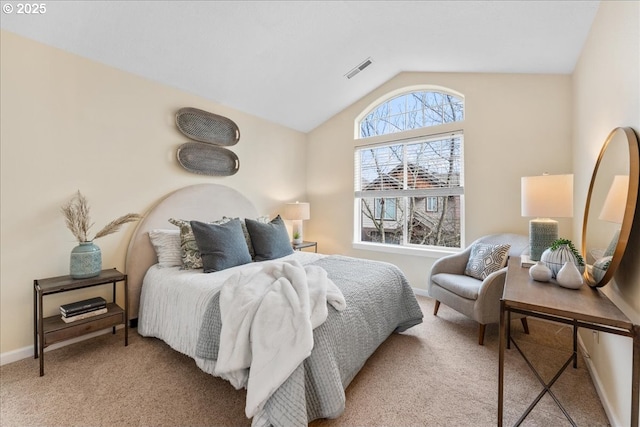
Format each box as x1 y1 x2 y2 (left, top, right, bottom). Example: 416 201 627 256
354 88 465 251
359 90 463 138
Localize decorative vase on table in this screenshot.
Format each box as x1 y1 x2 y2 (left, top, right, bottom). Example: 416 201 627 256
540 240 585 279
61 191 141 279
70 242 102 279
529 261 552 282
556 261 584 289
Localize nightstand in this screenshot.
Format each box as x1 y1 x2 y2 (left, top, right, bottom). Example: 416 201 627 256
33 268 128 376
292 241 317 252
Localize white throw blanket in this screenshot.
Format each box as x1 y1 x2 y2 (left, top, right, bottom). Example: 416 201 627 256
214 259 346 419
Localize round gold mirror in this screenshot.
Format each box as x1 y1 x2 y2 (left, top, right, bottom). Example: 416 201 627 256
582 127 639 287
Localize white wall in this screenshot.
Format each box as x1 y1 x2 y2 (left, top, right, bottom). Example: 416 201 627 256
572 2 640 426
306 72 573 290
0 31 308 355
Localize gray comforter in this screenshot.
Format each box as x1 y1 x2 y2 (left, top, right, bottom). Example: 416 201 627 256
196 255 423 426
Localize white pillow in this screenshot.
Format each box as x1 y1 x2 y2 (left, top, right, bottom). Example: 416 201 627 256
148 229 182 268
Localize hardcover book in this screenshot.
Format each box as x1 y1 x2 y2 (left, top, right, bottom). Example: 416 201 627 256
60 297 106 315
60 304 107 317
61 307 108 323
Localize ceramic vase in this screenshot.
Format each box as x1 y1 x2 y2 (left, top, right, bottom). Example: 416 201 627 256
70 241 102 279
541 245 585 279
556 261 584 289
529 261 552 282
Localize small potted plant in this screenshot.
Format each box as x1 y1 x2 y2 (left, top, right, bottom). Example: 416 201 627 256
292 231 302 245
62 191 142 279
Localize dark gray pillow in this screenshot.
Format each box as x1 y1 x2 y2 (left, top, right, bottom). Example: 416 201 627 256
245 215 294 261
190 219 252 272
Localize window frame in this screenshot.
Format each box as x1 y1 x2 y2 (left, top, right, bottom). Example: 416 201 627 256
374 197 398 221
426 196 439 212
353 86 465 255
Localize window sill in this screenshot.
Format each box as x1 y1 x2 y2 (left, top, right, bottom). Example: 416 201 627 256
352 242 460 258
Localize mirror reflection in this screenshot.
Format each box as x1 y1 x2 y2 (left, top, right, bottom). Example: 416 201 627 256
583 127 639 287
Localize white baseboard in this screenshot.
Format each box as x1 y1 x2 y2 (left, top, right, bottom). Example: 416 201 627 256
577 334 620 427
0 327 120 367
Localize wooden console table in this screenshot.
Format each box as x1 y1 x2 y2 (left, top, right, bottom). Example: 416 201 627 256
498 257 639 426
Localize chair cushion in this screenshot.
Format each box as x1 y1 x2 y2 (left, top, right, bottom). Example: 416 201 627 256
431 273 481 300
464 243 510 280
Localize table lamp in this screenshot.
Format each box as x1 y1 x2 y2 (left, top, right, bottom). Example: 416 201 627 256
521 174 573 261
283 201 310 244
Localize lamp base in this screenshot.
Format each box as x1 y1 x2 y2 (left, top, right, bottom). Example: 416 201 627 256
529 218 558 261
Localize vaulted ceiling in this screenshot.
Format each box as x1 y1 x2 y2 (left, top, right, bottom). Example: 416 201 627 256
1 1 600 132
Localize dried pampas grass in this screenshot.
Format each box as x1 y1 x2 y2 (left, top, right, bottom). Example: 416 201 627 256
61 191 142 242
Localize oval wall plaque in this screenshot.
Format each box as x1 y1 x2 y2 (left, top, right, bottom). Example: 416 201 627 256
175 107 240 146
177 142 239 176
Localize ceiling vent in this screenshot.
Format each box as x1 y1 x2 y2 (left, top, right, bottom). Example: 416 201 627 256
345 57 373 79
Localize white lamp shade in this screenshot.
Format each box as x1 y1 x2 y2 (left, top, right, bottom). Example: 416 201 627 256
598 175 628 224
283 202 310 220
521 174 573 218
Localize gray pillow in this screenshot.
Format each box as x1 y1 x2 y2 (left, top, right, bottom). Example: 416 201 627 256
245 215 294 261
222 215 269 259
190 219 252 272
169 217 231 269
464 243 510 280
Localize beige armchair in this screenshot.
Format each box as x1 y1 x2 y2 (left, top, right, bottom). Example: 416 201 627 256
428 233 530 345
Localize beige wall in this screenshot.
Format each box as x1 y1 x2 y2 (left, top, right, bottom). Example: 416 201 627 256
306 72 573 290
0 31 308 354
572 2 640 425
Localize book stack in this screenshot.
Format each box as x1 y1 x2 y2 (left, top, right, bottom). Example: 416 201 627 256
60 297 107 323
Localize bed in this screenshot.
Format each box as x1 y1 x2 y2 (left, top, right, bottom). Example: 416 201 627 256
125 184 423 426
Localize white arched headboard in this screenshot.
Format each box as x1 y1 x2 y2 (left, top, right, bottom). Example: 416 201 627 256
125 184 258 320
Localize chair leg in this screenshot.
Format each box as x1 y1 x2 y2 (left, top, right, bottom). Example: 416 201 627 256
478 324 486 345
433 300 440 316
521 317 530 334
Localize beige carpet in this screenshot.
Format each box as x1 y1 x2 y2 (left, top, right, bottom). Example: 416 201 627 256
1 296 608 426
